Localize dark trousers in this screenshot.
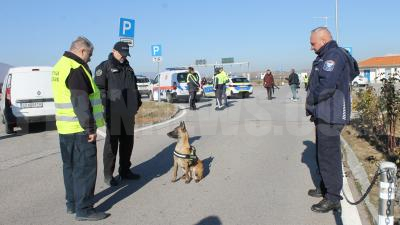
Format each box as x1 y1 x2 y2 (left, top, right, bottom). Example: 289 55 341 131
103 127 134 179
315 120 344 202
266 87 273 99
59 132 97 217
222 85 228 106
215 88 223 107
189 90 197 110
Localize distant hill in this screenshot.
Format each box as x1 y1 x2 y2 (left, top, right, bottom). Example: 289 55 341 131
0 63 12 83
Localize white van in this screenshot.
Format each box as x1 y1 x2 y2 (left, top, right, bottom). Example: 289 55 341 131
150 67 203 103
0 66 55 134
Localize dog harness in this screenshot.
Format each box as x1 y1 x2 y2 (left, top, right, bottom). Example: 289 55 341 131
174 146 198 166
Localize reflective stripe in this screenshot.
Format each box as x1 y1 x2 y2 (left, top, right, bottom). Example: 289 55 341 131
94 112 103 120
57 113 102 122
55 99 102 110
54 103 73 109
56 115 78 122
91 98 102 106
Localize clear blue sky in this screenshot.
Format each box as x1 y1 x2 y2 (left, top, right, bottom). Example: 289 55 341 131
0 0 399 74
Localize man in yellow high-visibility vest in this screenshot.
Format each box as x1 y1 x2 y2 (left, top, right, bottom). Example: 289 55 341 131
51 36 108 221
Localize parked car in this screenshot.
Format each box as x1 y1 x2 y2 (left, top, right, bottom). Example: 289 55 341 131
226 75 253 98
136 75 151 97
202 75 253 98
352 75 369 87
0 66 55 134
150 67 203 103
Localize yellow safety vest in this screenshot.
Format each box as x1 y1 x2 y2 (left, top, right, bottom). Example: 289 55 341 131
51 56 104 134
222 71 230 83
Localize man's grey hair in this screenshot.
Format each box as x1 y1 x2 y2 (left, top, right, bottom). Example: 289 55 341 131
70 36 94 51
311 27 332 39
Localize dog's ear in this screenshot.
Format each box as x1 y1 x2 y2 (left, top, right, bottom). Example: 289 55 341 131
179 121 183 127
182 121 186 131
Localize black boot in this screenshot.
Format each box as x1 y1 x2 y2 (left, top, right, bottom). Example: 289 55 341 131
308 188 324 198
311 198 341 213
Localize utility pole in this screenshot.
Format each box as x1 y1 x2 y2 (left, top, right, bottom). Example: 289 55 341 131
336 0 339 43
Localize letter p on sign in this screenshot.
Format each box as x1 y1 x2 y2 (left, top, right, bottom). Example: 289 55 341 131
119 18 135 38
151 45 162 57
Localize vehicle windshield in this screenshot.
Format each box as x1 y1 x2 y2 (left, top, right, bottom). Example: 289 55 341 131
231 77 249 83
137 77 149 83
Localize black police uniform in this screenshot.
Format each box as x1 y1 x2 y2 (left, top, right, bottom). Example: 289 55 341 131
187 72 200 110
306 40 356 204
95 53 142 181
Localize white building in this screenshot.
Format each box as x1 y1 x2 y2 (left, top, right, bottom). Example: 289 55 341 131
359 55 400 83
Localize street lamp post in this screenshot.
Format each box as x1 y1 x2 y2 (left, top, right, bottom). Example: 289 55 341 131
336 0 339 43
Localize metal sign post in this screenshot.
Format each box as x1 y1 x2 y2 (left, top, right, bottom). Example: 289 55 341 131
152 45 162 102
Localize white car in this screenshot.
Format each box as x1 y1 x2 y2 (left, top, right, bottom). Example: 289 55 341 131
352 75 369 87
0 66 55 133
150 67 203 103
226 76 253 98
136 75 151 97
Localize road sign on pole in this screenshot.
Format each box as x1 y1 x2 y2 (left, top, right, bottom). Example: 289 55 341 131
343 47 352 55
119 18 135 38
222 57 234 64
151 45 162 57
152 57 162 62
120 38 134 47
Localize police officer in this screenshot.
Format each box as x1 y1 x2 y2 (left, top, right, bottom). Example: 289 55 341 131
213 68 225 110
52 36 109 220
306 27 358 213
186 67 200 110
95 41 142 186
218 67 229 107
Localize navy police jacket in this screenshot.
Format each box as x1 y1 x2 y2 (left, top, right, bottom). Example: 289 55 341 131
306 41 352 125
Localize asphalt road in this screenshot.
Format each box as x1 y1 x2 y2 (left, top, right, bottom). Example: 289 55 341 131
0 86 361 225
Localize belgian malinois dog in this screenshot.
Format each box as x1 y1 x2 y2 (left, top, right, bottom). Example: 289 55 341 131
167 121 204 183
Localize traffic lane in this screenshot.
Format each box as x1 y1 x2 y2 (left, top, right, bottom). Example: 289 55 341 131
87 86 336 225
0 85 337 225
0 122 61 170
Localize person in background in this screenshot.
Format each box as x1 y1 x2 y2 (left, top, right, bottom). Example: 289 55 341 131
213 67 225 110
219 67 229 107
51 36 109 221
186 67 200 110
263 69 275 100
286 69 300 101
304 74 309 91
95 41 142 187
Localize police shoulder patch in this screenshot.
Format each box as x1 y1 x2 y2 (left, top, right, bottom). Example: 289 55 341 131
95 69 103 76
323 60 335 72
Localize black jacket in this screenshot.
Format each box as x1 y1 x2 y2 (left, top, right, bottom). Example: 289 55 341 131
287 73 300 85
306 41 356 125
94 53 142 134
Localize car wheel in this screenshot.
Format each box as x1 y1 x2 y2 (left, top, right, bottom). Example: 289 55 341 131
352 82 359 87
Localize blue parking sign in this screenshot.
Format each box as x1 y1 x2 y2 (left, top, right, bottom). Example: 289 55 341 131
343 47 352 55
119 18 135 38
151 45 162 56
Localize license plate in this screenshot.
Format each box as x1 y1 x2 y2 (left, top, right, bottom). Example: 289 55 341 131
21 102 43 108
138 87 147 90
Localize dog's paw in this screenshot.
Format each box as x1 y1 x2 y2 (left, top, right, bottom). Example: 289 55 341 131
185 179 191 184
171 179 178 183
195 179 200 183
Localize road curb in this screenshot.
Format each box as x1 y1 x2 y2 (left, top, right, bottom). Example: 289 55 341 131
341 136 378 225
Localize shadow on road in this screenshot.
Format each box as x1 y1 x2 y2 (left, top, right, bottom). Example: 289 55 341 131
194 215 222 225
301 140 320 189
301 140 344 225
94 136 203 211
